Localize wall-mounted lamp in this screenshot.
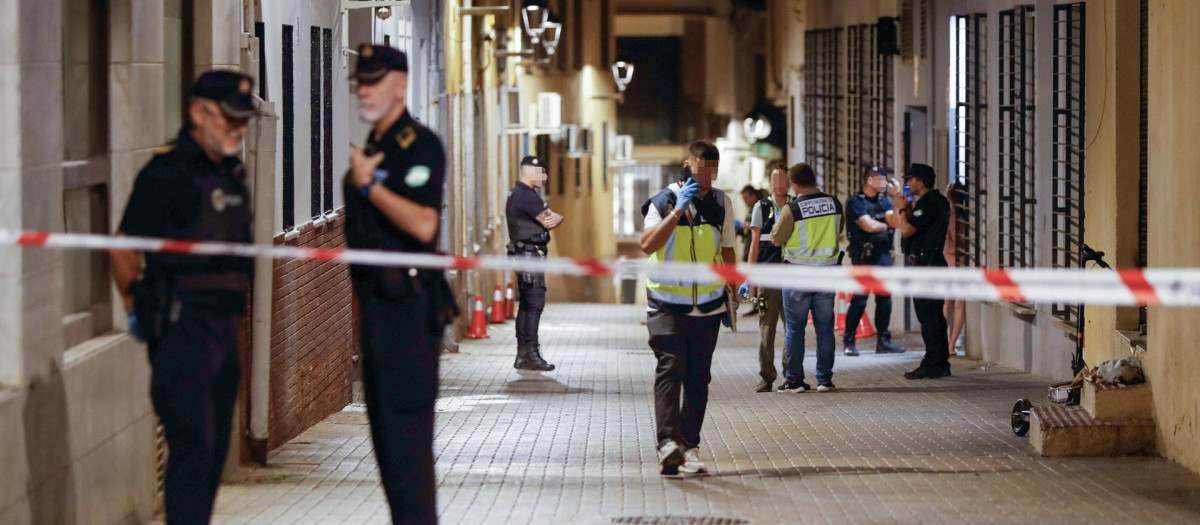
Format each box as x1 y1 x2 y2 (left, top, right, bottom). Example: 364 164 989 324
541 21 562 56
523 5 549 44
375 6 392 20
612 61 634 92
743 116 772 143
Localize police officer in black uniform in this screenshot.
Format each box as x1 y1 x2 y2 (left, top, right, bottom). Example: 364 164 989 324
897 163 952 380
343 44 455 524
843 164 908 356
111 70 257 524
505 155 563 371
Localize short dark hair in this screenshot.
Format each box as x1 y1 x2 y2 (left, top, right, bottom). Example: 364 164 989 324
687 140 720 161
767 161 788 176
741 185 757 195
788 163 817 187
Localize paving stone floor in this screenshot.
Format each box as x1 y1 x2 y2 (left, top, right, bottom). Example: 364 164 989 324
207 304 1200 524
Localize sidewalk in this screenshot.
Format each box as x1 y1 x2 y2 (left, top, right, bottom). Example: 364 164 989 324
209 304 1200 524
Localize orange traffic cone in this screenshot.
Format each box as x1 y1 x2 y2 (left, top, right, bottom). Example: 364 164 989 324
465 295 490 339
489 285 507 324
834 292 849 333
504 283 516 319
855 313 877 339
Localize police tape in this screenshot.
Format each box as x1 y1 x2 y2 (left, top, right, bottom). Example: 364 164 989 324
3 229 1200 307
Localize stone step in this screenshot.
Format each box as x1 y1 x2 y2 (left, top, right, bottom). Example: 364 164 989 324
1082 380 1153 420
1030 405 1155 457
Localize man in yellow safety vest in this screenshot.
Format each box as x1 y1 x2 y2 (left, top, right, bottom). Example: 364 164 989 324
639 140 737 476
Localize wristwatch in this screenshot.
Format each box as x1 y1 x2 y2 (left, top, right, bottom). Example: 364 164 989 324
360 169 388 197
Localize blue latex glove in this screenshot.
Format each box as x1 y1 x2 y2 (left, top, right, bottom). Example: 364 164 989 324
675 177 700 212
738 283 750 300
734 219 744 230
127 309 145 343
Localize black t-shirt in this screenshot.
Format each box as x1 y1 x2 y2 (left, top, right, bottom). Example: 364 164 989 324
505 182 548 243
903 189 951 266
845 192 894 257
119 128 253 282
343 112 447 294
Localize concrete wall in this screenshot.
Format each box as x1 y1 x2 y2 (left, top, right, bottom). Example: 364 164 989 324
0 0 163 522
1145 0 1200 475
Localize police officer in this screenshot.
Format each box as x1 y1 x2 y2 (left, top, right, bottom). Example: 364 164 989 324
771 163 844 393
640 141 736 476
343 44 455 524
843 164 908 356
739 161 791 392
505 155 563 371
110 70 256 524
897 163 952 380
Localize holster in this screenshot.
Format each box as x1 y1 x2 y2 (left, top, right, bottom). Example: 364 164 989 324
378 267 461 331
129 278 173 348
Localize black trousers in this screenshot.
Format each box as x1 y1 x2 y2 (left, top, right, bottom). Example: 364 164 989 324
914 297 951 371
845 253 893 342
360 294 443 525
516 272 546 346
647 310 721 449
149 303 241 525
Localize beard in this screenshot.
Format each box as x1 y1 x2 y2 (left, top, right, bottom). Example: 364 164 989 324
359 102 387 124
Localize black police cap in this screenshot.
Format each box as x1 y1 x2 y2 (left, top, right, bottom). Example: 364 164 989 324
864 163 890 177
353 44 409 83
520 155 545 169
191 70 257 119
904 163 937 187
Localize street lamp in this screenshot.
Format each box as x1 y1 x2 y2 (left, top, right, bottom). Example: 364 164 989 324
541 21 562 56
612 61 634 92
743 116 771 143
522 5 549 44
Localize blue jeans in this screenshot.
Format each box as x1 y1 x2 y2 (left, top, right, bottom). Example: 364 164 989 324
782 289 836 384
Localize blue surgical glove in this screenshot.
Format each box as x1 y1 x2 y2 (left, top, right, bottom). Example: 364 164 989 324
127 308 145 343
675 177 701 212
738 283 750 300
734 219 744 230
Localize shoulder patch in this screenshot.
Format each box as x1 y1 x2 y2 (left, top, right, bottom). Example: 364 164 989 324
397 126 418 150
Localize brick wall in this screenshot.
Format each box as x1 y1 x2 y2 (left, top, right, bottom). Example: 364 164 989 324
266 211 358 449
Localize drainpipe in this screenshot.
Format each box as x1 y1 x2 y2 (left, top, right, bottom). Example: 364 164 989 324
247 104 277 465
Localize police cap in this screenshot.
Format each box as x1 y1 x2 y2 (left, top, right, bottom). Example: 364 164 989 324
864 163 890 177
904 163 937 187
191 70 257 119
520 155 545 169
353 44 409 83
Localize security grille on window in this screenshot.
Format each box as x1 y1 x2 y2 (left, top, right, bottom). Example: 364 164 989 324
997 6 1036 270
949 13 987 268
803 28 843 198
1051 3 1087 323
847 25 865 172
846 23 895 176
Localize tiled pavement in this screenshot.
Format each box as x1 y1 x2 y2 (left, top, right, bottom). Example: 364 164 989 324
209 304 1200 524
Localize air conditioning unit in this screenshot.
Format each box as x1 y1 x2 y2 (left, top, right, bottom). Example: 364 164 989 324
537 92 562 130
503 87 525 132
563 125 593 158
612 134 634 163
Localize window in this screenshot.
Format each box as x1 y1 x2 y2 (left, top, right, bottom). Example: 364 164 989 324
62 0 111 347
803 28 844 198
997 6 1035 269
323 28 334 213
1138 0 1149 327
949 13 987 267
847 24 896 173
164 0 193 141
310 26 322 220
282 24 295 230
1051 3 1086 322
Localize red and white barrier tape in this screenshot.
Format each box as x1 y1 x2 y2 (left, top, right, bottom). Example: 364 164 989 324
3 229 1200 307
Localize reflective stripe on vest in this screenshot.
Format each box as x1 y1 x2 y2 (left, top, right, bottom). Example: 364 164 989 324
647 222 725 305
784 195 840 266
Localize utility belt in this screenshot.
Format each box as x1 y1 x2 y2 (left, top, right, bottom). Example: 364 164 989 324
904 248 946 268
507 232 550 256
375 266 462 330
130 272 251 347
851 240 893 265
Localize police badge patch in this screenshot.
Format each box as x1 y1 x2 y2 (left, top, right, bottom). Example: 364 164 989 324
405 165 431 187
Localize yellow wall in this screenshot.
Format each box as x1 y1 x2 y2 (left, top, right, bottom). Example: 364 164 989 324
1146 0 1200 474
1083 0 1144 365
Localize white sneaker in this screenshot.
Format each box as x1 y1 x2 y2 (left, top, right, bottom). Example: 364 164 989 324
658 440 684 475
679 447 708 475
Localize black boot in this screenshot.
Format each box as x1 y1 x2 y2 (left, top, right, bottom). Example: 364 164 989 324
876 335 907 354
843 339 860 356
514 342 536 370
528 344 556 372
